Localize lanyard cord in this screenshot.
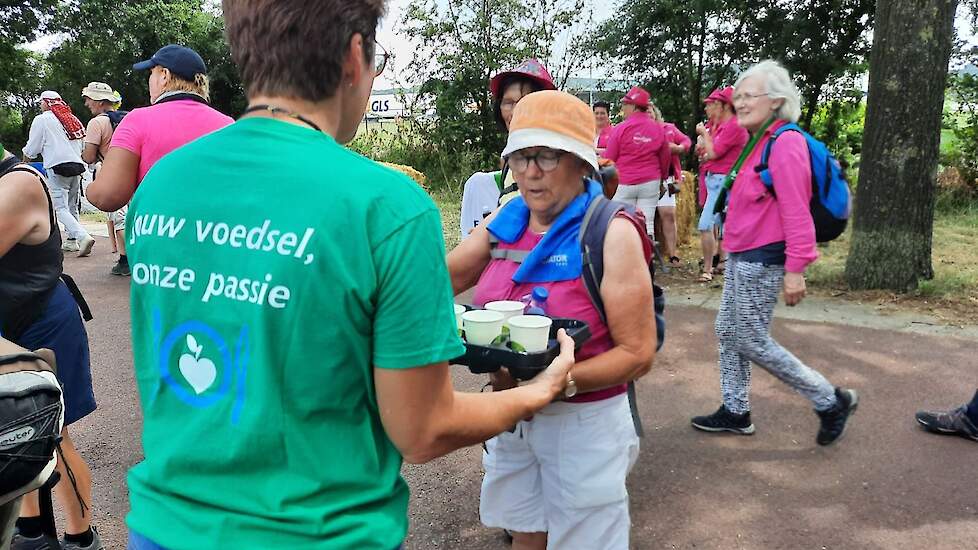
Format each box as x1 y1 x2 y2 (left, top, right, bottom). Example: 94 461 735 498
241 104 323 133
713 117 777 215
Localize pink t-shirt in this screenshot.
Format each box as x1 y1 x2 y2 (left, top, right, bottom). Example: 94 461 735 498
110 99 234 184
604 112 665 184
473 213 650 403
722 120 818 273
702 115 749 176
596 124 614 150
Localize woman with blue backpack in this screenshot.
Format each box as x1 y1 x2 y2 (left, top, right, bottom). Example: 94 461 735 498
690 60 858 446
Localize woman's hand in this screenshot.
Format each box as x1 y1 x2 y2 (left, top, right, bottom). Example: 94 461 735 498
524 329 574 401
783 271 807 306
695 122 707 135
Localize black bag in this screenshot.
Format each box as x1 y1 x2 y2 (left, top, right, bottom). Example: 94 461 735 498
51 162 85 178
0 344 64 506
578 194 666 437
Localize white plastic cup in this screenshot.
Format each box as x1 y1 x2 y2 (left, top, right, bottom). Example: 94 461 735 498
462 309 505 345
454 304 467 330
507 315 553 353
485 300 526 324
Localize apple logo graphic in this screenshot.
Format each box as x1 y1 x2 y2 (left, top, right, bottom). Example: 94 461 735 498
178 334 217 395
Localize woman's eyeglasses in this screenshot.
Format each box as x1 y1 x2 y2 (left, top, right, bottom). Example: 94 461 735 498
508 149 566 173
732 92 768 104
374 41 389 77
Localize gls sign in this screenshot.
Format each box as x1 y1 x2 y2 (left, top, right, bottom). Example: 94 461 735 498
370 99 391 113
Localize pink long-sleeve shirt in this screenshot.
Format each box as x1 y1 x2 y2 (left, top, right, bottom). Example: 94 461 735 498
701 115 748 176
604 112 665 184
662 122 690 180
722 120 818 273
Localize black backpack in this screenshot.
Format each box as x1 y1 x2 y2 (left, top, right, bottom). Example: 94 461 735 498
0 344 64 506
101 110 129 130
579 195 666 437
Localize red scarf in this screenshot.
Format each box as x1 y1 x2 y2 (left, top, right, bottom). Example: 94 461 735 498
42 98 85 140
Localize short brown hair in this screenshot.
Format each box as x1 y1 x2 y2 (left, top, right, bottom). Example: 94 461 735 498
223 0 387 102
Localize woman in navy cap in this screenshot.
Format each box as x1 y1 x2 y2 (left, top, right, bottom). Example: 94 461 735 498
87 45 233 275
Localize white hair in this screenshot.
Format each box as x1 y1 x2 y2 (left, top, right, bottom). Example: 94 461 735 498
735 60 802 123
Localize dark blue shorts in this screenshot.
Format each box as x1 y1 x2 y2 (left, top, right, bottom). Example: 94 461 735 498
15 281 96 425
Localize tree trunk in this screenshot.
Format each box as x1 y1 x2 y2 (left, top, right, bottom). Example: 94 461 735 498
844 0 957 290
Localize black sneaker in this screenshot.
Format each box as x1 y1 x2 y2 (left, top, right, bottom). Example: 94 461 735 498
691 405 755 435
816 387 858 446
11 530 60 550
915 405 978 442
110 259 131 276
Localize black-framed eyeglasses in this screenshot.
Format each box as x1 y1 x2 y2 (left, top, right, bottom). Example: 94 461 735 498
508 149 567 173
374 41 389 77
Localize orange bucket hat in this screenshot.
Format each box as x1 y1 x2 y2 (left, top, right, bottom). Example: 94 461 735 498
501 90 598 172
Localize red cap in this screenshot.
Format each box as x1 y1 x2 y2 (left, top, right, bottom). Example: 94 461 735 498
489 59 556 98
621 86 650 109
704 86 733 105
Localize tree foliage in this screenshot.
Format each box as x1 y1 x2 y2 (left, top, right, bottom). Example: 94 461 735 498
0 0 244 152
400 0 589 169
593 0 874 140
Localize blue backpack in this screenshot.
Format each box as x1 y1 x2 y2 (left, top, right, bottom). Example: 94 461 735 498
755 123 851 242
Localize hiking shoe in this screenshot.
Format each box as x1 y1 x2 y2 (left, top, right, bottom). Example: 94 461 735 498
11 531 60 550
816 387 858 446
691 405 755 435
76 235 95 258
60 527 104 550
61 239 79 253
915 405 978 442
110 259 131 277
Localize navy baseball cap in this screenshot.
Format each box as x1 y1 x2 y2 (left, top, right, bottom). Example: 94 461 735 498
133 44 207 81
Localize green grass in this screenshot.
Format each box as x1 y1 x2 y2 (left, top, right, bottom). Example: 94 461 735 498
81 212 108 223
432 186 462 251
804 207 978 301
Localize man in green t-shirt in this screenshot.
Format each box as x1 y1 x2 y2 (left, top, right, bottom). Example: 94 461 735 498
121 2 575 549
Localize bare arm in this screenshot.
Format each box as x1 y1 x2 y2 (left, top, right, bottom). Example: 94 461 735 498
87 146 139 211
375 329 574 463
0 171 51 255
446 209 497 295
570 217 655 393
81 143 100 165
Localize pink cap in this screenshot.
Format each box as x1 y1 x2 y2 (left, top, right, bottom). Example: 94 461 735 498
704 86 733 105
490 59 557 98
621 86 650 109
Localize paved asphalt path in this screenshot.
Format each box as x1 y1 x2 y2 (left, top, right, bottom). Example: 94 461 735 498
58 241 976 549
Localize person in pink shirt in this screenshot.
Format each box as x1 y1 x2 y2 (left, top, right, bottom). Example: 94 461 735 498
690 60 857 447
651 106 690 266
604 86 665 236
593 100 614 155
88 45 234 275
694 87 748 281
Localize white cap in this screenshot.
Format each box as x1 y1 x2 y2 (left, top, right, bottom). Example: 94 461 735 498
39 90 61 101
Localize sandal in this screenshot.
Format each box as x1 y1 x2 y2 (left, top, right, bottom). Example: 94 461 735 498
669 256 681 267
698 271 713 282
713 255 726 275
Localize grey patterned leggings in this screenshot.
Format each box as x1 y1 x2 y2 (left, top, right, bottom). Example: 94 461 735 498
714 255 837 415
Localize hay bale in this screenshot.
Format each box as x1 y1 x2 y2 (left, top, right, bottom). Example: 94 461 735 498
380 162 428 191
675 171 698 246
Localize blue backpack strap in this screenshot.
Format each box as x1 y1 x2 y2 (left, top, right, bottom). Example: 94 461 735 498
755 122 802 195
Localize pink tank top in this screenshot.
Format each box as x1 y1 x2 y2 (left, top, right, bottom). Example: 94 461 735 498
473 228 626 403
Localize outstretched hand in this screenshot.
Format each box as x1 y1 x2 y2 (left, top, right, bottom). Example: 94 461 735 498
526 328 575 400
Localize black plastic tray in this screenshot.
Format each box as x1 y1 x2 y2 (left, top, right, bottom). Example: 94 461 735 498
451 307 590 380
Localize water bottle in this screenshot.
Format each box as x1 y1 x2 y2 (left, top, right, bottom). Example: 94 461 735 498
524 286 549 316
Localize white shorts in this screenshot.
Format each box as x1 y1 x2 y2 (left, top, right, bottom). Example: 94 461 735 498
109 206 127 229
658 178 676 208
612 180 659 234
480 394 640 549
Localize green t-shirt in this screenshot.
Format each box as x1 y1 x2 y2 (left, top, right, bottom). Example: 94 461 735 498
125 117 464 549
